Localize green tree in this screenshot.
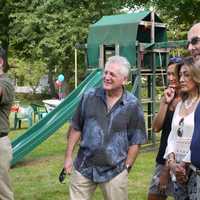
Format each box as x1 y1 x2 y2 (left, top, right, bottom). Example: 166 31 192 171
9 58 47 94
8 0 124 96
125 0 200 39
0 0 11 70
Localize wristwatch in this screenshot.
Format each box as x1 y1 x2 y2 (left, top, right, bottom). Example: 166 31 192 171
126 164 132 172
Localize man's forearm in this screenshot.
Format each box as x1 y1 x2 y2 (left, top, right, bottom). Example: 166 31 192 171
65 126 81 158
126 144 140 167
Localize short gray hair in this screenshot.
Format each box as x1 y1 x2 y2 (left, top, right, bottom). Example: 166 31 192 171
188 22 200 39
105 55 131 77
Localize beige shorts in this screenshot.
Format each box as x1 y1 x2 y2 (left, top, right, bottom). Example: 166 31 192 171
69 169 128 200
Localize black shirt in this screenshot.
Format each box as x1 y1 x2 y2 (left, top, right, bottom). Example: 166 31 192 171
156 109 174 165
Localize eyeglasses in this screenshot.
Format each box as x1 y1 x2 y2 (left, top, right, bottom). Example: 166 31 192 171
187 36 200 47
59 168 66 184
177 118 184 137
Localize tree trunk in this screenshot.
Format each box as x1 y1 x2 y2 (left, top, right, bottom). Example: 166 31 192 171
48 67 56 98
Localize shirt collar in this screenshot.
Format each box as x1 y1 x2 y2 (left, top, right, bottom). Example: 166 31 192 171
95 87 128 105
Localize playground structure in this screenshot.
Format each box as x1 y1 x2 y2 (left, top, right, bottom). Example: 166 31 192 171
86 10 188 143
12 10 188 165
87 10 167 142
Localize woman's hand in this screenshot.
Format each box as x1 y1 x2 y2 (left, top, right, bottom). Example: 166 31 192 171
158 167 170 194
175 163 188 185
163 87 175 104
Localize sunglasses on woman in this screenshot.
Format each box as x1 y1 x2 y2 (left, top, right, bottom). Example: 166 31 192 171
169 57 183 64
177 117 184 137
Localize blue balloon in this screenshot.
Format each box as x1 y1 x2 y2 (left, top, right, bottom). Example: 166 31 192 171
58 74 65 82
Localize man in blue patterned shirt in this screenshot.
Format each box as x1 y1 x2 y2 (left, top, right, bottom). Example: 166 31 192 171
64 55 146 200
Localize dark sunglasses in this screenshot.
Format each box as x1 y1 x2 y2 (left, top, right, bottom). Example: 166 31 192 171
177 118 184 137
59 168 66 184
187 36 200 47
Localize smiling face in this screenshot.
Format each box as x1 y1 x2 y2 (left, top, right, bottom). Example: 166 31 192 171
188 23 200 60
179 64 197 93
103 63 127 92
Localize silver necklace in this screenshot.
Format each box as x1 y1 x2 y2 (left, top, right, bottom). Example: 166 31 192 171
184 97 198 110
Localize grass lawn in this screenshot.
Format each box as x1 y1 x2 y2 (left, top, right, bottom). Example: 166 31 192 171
9 125 169 200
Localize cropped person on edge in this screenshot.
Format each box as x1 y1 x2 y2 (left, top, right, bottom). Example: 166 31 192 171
187 22 200 61
164 57 200 200
0 47 15 200
187 22 200 199
189 60 200 199
64 55 146 200
148 57 182 200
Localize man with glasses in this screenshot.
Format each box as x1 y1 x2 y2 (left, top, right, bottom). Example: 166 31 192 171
187 22 200 60
0 47 14 200
188 23 200 199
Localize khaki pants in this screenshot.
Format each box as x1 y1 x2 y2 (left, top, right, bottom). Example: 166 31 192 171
69 169 128 200
0 136 14 200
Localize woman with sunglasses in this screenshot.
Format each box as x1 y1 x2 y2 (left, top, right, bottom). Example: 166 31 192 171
148 57 182 200
164 56 200 200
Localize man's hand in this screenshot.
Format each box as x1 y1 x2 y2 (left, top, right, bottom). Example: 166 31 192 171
64 156 73 175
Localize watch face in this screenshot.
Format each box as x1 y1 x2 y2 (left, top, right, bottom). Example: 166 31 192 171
126 164 131 172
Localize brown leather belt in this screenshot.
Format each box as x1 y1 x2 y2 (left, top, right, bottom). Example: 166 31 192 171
0 132 8 138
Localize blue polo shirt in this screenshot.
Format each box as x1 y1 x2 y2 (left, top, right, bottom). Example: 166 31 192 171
72 87 147 183
190 102 200 168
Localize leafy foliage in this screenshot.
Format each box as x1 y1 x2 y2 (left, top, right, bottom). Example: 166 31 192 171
0 0 10 49
8 0 124 95
3 0 200 95
125 0 200 40
9 57 47 93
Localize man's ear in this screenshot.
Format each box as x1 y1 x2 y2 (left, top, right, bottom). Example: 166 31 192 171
122 77 128 85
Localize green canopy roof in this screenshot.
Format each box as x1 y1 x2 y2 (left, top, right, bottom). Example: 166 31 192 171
92 11 151 27
87 11 167 67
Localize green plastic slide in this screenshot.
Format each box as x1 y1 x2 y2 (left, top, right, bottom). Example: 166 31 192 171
11 69 102 165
